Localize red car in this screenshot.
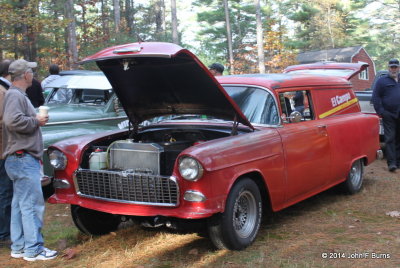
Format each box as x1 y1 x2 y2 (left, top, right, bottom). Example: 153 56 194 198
48 42 381 250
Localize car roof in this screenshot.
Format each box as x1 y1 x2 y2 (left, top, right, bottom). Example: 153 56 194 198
44 74 112 90
216 73 352 91
59 70 103 76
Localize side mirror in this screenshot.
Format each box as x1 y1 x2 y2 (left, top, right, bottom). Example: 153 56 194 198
289 111 302 123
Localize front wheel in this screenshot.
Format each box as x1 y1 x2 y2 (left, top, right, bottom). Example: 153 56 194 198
71 205 121 235
341 159 364 194
208 178 262 250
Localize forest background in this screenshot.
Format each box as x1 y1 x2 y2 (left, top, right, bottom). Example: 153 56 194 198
0 0 398 79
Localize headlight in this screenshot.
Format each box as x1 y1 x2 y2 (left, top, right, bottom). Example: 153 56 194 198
179 156 204 181
48 149 67 170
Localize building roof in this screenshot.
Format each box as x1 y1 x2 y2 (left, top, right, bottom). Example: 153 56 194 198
297 46 364 64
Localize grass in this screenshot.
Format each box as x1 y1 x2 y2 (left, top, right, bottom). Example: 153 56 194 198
0 159 400 267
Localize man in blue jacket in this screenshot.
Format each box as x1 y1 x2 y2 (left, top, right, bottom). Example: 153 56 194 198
372 58 400 172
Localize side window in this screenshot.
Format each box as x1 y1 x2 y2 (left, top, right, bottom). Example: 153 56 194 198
224 86 279 125
278 90 314 123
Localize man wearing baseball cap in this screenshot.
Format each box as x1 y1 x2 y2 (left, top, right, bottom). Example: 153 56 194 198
2 59 57 261
372 58 400 172
209 63 224 76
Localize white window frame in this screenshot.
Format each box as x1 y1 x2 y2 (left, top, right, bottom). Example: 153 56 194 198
358 61 369 80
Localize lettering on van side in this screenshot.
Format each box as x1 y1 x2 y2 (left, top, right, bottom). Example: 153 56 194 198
331 93 351 107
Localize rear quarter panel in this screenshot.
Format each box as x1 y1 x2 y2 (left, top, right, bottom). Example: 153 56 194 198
311 88 379 183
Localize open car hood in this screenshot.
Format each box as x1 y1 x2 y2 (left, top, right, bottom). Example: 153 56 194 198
284 62 368 80
80 42 253 129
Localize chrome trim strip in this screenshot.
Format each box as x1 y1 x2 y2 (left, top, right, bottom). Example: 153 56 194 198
45 116 127 126
76 193 178 207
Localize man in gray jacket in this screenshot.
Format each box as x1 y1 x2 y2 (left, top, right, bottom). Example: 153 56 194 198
2 59 57 261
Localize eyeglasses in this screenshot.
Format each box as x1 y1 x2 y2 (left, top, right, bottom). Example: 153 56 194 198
389 66 399 69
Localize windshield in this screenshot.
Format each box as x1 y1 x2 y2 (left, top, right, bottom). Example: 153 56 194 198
143 86 279 126
224 86 279 125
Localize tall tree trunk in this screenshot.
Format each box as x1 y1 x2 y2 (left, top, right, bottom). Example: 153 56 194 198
255 0 265 73
161 0 166 38
80 3 88 48
52 0 61 57
114 0 121 33
125 0 135 36
326 5 335 48
155 0 163 39
65 0 78 69
223 0 234 74
101 0 110 39
171 0 178 44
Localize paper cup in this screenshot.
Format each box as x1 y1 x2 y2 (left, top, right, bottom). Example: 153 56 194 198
38 106 49 116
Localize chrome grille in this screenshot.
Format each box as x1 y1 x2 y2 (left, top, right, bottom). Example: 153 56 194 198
74 169 179 206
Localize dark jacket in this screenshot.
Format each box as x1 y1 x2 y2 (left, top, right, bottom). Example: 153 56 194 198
26 78 45 108
293 91 304 107
372 74 400 118
0 79 10 90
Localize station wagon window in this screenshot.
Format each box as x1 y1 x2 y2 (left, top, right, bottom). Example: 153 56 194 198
278 90 314 123
224 86 279 125
47 88 112 105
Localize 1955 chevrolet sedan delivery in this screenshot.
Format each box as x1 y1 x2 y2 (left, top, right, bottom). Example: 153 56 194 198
47 42 381 250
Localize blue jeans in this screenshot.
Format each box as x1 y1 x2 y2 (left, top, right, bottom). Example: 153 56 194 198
0 159 13 240
5 153 45 257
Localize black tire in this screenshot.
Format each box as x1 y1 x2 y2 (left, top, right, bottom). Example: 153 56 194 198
207 178 262 250
341 159 364 194
71 205 121 235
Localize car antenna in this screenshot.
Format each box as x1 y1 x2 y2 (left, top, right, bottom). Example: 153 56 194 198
137 34 144 44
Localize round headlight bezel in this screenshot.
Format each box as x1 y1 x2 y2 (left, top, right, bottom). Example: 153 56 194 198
178 156 204 181
48 149 67 170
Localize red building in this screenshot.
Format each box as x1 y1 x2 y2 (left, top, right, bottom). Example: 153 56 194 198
296 46 375 91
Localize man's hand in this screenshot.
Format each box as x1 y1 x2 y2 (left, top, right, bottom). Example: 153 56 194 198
36 114 49 126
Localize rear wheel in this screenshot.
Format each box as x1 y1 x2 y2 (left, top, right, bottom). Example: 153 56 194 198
207 178 262 250
341 159 364 194
71 205 121 235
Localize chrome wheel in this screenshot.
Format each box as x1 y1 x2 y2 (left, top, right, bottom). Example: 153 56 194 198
233 190 257 238
341 159 364 194
349 160 362 188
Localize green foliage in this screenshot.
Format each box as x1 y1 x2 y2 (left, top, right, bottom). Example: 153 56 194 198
0 0 398 76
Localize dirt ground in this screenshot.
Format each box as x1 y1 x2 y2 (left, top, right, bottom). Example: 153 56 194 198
0 158 399 268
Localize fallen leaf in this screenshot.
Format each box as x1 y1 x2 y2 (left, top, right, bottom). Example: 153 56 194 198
110 232 117 236
189 249 198 255
386 211 400 218
62 248 78 259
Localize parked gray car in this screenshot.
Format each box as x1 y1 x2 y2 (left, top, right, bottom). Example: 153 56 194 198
40 71 127 190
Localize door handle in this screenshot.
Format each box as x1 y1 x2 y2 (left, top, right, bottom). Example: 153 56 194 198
317 125 328 136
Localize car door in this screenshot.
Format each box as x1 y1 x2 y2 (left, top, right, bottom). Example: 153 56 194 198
276 90 332 204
